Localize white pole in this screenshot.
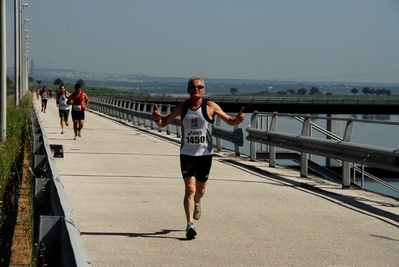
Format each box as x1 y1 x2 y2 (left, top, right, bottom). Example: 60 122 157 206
14 0 20 105
20 2 28 97
0 0 7 141
19 1 24 97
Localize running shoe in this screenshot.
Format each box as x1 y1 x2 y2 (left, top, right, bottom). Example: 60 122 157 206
73 136 78 140
186 222 197 240
61 130 65 134
78 129 82 137
194 200 201 220
65 121 69 127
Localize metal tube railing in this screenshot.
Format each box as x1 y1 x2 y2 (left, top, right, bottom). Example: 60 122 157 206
246 111 399 192
89 96 244 152
89 96 399 196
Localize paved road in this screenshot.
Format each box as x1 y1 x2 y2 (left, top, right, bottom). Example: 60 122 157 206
35 97 399 267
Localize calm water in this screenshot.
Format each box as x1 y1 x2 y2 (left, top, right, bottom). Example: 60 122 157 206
218 113 399 199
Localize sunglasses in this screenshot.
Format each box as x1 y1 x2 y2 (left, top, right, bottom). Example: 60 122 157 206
188 85 205 90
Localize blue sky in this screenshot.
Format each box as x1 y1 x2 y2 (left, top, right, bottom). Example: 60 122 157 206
5 0 399 83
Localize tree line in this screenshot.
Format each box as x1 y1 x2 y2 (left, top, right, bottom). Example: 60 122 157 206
13 76 86 88
230 86 392 96
7 75 395 97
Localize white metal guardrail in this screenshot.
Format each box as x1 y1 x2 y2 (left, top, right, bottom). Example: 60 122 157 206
89 95 244 154
89 93 399 115
89 96 399 196
32 106 91 267
89 93 399 106
246 111 399 192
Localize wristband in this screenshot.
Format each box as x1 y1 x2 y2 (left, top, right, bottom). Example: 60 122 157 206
153 118 160 122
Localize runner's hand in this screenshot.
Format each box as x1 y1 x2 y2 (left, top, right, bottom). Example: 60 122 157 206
152 105 161 121
235 107 245 123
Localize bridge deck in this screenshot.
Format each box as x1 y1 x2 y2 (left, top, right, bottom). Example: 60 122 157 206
35 97 399 267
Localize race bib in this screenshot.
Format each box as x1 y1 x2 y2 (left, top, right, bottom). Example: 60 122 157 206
184 129 206 145
73 105 82 111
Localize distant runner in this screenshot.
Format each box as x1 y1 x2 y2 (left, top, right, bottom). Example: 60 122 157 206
56 84 71 134
67 83 89 140
40 86 49 113
36 87 40 100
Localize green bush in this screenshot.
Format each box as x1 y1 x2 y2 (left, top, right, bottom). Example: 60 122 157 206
0 94 32 196
0 94 32 262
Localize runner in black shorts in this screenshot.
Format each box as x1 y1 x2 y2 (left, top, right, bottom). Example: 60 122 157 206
56 84 71 134
180 155 212 183
67 83 89 140
152 76 245 240
71 108 85 121
40 86 49 113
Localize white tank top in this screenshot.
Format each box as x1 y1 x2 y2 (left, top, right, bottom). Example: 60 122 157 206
180 103 214 156
58 94 70 110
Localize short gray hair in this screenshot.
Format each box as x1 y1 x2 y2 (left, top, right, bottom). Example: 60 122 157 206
187 76 205 88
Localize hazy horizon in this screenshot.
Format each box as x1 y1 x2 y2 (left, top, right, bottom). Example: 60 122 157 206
5 0 399 84
7 66 398 87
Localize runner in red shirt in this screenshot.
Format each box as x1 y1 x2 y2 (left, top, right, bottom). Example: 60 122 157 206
67 83 90 140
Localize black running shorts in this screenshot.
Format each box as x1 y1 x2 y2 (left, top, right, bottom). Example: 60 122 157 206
71 110 85 121
180 154 213 182
58 109 70 119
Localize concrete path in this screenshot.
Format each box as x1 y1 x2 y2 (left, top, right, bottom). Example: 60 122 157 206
34 96 399 267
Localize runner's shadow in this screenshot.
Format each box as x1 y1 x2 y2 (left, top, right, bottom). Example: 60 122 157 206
81 229 190 241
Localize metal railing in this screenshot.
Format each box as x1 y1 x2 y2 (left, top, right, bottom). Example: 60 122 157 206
89 93 399 106
89 95 399 196
246 111 399 193
32 105 91 267
89 95 244 154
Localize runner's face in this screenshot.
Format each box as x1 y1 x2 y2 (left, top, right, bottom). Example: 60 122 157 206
188 79 205 97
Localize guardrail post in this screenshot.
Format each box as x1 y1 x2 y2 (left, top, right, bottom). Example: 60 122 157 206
119 100 124 120
166 105 171 135
132 102 137 124
341 118 354 188
216 116 222 151
249 111 258 161
114 99 118 118
300 115 311 177
342 161 351 189
137 103 142 126
97 97 102 113
107 98 111 116
343 118 354 142
326 114 342 167
150 104 156 130
124 100 128 121
118 100 123 120
143 103 148 127
268 112 278 167
100 97 104 114
234 124 240 156
108 99 113 117
260 115 269 152
115 100 120 119
108 98 112 116
127 101 132 122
